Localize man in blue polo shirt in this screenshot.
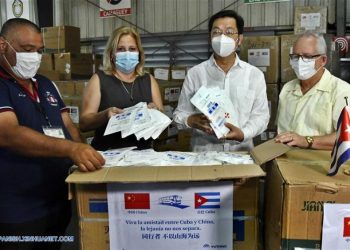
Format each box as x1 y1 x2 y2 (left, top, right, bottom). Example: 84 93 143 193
0 18 105 250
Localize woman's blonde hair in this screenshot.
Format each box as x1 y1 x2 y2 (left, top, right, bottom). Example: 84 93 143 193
101 26 145 76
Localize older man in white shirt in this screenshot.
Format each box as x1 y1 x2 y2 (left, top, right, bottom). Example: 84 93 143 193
173 10 269 152
275 32 350 150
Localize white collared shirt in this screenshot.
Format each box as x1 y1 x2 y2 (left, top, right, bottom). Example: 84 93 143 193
277 69 350 136
173 54 269 151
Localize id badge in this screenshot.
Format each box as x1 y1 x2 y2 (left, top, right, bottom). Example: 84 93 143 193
42 126 65 139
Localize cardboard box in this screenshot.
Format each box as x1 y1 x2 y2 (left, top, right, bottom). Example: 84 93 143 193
75 80 89 96
240 36 280 83
252 129 277 146
39 53 54 71
42 26 80 53
294 6 327 35
93 54 103 74
265 149 350 249
66 156 267 250
54 81 76 97
280 35 298 83
54 53 94 80
158 80 183 104
266 83 278 130
37 69 62 81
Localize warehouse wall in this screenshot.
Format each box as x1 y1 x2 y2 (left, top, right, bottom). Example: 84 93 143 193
54 0 338 39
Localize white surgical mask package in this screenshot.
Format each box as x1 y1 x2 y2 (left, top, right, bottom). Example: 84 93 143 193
5 41 42 79
290 58 318 80
211 34 236 57
190 86 239 139
101 147 254 167
104 102 171 140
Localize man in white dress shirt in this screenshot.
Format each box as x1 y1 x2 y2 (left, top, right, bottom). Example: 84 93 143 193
173 10 269 152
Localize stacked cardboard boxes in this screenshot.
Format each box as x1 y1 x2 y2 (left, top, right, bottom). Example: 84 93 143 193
240 36 280 144
39 26 98 81
152 68 189 151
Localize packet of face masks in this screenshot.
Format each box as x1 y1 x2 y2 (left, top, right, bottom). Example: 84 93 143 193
104 102 171 140
190 86 238 138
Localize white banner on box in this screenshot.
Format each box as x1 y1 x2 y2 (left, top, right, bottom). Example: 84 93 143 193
99 0 131 18
6 0 30 20
322 203 350 250
107 181 233 250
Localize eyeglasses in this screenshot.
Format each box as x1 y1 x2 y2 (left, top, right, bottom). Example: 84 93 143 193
289 54 322 62
211 28 239 38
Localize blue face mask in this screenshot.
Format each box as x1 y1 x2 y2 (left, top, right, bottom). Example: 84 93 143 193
115 51 139 74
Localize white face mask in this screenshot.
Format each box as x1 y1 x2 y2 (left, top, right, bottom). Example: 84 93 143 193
290 58 319 80
211 34 236 57
5 42 42 79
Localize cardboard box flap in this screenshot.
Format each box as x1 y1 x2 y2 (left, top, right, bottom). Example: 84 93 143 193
250 139 291 165
276 150 350 187
66 164 265 184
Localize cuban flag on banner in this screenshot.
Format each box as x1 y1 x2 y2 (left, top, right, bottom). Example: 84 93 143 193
195 192 220 209
328 106 350 176
322 203 350 249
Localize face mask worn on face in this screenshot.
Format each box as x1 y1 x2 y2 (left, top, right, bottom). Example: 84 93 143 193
211 34 236 57
5 42 42 79
290 58 320 80
115 51 139 74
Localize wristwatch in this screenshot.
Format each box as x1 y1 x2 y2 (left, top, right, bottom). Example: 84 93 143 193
305 136 314 149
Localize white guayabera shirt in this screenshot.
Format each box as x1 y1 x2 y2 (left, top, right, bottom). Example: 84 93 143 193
173 54 269 152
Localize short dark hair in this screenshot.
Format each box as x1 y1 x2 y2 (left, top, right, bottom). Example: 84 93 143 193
0 18 40 37
208 10 244 35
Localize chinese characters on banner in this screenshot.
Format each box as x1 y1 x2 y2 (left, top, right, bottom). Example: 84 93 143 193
99 0 131 18
107 181 233 250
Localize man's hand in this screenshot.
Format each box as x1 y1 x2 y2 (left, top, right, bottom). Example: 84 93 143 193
222 123 244 142
69 143 105 172
187 114 213 134
275 131 308 148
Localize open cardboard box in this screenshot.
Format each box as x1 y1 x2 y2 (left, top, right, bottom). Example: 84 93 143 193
264 148 350 249
66 139 290 250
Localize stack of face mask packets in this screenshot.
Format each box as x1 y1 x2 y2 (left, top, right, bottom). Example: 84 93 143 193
190 86 239 138
100 148 254 167
104 102 172 140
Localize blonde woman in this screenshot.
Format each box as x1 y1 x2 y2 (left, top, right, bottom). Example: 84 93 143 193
80 26 163 150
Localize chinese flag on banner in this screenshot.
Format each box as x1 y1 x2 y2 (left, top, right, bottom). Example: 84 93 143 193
343 217 350 237
124 193 150 209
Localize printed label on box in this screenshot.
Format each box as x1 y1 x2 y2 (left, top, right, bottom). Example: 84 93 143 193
301 13 321 30
171 70 186 80
248 48 270 67
154 68 169 80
